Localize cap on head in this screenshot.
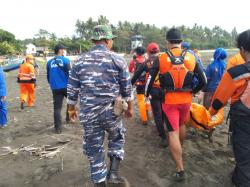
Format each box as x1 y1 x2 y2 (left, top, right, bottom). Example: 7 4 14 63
91 25 116 41
25 54 34 60
54 44 66 54
135 46 145 56
147 43 160 54
166 28 183 43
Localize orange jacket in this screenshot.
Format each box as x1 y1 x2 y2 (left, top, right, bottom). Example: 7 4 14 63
18 62 36 83
209 62 250 115
226 53 245 70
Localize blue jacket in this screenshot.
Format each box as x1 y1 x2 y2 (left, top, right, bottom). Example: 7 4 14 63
0 67 7 97
205 61 226 92
205 48 227 92
47 56 71 90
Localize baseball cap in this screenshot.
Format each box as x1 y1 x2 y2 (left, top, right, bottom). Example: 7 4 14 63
91 25 116 40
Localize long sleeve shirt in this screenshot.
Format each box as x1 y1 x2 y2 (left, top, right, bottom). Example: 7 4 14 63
209 62 250 116
67 44 132 121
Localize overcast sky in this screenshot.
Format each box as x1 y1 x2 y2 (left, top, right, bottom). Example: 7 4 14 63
0 0 249 40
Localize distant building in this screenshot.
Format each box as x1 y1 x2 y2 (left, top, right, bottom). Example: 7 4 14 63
25 43 36 55
131 35 143 52
36 46 50 57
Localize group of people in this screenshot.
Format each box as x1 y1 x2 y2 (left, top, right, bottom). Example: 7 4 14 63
0 24 249 187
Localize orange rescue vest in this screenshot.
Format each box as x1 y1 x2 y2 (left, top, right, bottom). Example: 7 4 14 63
159 50 195 92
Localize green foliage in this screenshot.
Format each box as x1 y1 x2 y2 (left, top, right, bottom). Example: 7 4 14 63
0 16 240 55
75 17 238 52
0 29 15 43
0 41 15 55
0 29 24 55
75 15 110 40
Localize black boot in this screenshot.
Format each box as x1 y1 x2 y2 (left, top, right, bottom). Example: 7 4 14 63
94 181 107 187
107 156 124 184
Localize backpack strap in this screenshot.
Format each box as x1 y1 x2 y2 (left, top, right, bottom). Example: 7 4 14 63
165 50 174 60
165 49 186 65
180 49 187 58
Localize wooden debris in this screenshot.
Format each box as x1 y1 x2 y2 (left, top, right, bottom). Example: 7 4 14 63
0 141 71 159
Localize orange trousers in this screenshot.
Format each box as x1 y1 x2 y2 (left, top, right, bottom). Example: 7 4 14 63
136 94 150 122
20 83 35 106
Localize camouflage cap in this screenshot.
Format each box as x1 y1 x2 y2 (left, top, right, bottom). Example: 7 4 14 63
91 25 116 40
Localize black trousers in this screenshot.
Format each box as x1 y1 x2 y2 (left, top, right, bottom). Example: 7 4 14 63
149 87 167 139
231 115 250 187
52 89 69 129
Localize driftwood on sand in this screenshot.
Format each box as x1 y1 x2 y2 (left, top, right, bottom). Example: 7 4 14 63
0 137 71 159
0 137 71 171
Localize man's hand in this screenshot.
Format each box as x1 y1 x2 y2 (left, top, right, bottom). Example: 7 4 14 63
68 105 77 123
124 101 133 118
124 108 133 118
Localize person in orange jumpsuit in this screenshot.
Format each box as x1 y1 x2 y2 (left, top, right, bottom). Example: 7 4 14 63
209 30 250 187
131 47 149 125
18 54 36 109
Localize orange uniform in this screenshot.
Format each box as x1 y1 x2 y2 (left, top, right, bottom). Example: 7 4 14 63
209 62 249 115
18 61 36 107
226 53 245 70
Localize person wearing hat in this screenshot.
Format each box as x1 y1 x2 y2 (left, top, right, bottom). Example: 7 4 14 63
181 42 205 104
67 25 133 187
146 28 206 181
46 44 71 134
130 46 150 126
181 42 204 71
132 42 168 147
18 54 36 109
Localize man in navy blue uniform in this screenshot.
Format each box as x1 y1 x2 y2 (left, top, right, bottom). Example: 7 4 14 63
67 25 133 187
47 44 71 134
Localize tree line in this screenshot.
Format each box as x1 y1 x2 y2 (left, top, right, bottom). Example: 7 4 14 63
0 15 238 55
